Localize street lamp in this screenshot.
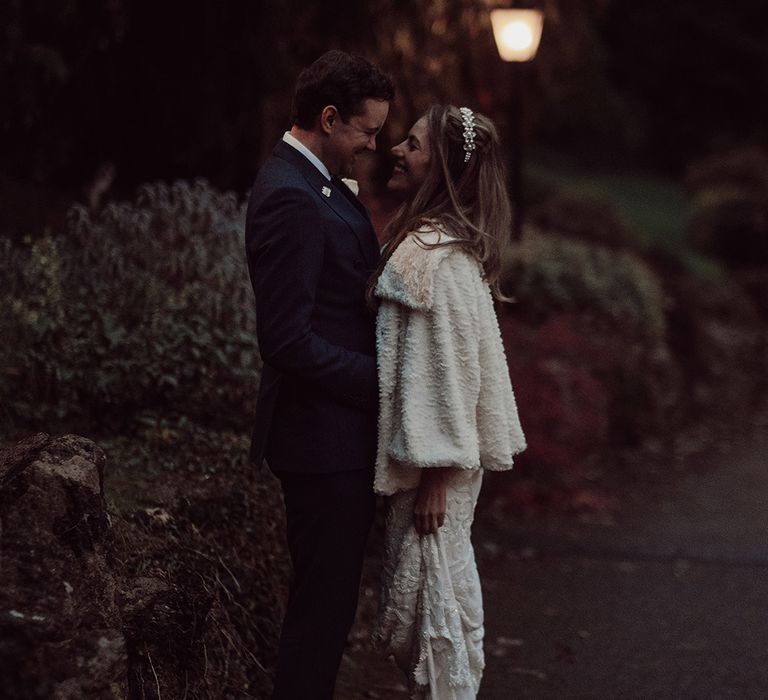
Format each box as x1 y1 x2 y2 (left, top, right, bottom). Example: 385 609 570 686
490 7 544 240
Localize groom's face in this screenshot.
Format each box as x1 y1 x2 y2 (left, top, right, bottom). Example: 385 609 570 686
325 98 390 177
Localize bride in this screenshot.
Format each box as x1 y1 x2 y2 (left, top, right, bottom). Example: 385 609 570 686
368 104 526 699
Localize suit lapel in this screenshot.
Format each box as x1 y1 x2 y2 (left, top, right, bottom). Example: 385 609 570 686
322 178 380 267
332 176 372 223
273 141 379 268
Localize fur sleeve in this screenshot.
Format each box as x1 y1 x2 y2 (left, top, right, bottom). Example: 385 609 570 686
378 248 484 473
374 231 527 495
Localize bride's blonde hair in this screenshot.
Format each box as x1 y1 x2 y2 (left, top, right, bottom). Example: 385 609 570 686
367 104 512 306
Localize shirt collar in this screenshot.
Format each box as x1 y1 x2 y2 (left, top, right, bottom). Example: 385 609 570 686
282 132 331 181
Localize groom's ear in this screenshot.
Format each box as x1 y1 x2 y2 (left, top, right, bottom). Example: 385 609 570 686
319 105 338 135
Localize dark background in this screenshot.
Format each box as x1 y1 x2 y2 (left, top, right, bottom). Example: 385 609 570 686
2 0 766 212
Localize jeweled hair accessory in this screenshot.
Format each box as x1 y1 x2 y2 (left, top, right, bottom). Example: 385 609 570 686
459 107 476 163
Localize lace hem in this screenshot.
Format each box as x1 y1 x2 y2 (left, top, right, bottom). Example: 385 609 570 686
372 470 485 697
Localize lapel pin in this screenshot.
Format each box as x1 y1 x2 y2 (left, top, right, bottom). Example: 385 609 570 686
321 185 331 198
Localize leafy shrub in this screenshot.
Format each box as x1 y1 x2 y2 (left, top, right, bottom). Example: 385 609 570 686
0 180 259 434
498 311 681 473
105 416 289 698
661 263 766 418
686 148 768 265
527 193 639 250
502 230 666 339
493 232 684 499
503 314 610 475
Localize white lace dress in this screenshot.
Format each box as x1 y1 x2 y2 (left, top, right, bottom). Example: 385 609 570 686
374 469 485 698
371 228 526 699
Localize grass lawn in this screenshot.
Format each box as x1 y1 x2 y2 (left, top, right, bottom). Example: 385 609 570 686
527 160 723 280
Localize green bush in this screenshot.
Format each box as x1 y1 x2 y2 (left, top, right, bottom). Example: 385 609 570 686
686 148 768 265
503 230 666 340
0 180 259 434
527 193 640 250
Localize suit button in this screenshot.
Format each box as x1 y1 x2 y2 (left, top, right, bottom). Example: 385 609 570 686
354 259 364 269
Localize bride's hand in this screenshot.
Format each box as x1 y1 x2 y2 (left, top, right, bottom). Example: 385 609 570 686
413 468 451 535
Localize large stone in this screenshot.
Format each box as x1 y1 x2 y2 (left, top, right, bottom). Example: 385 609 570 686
0 434 128 699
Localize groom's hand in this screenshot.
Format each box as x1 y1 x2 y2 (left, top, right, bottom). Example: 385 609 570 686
413 468 451 535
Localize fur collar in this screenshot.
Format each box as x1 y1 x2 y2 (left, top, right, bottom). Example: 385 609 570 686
375 226 465 311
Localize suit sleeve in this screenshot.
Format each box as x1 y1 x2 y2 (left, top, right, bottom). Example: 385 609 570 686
246 185 377 412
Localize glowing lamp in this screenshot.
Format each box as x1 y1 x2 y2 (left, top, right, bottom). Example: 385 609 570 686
490 9 544 62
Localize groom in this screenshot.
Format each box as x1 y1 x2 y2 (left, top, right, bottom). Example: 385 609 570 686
245 51 394 698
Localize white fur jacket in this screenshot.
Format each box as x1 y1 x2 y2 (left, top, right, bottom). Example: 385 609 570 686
373 226 526 496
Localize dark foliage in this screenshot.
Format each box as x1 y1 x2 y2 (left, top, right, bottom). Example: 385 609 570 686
108 418 289 699
2 0 761 209
603 1 768 171
0 180 258 436
686 148 768 265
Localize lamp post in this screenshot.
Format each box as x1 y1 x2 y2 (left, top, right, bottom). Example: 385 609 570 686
490 7 544 241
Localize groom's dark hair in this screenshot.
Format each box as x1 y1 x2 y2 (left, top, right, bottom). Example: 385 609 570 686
291 50 394 129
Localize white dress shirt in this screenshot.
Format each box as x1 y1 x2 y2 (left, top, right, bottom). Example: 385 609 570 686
282 131 331 181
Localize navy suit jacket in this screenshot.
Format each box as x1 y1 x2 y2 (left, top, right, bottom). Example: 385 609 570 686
245 140 380 473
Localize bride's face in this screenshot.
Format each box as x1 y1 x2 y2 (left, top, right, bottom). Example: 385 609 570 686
388 116 431 198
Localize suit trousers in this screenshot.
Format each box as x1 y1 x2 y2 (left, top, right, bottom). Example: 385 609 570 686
272 468 376 700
